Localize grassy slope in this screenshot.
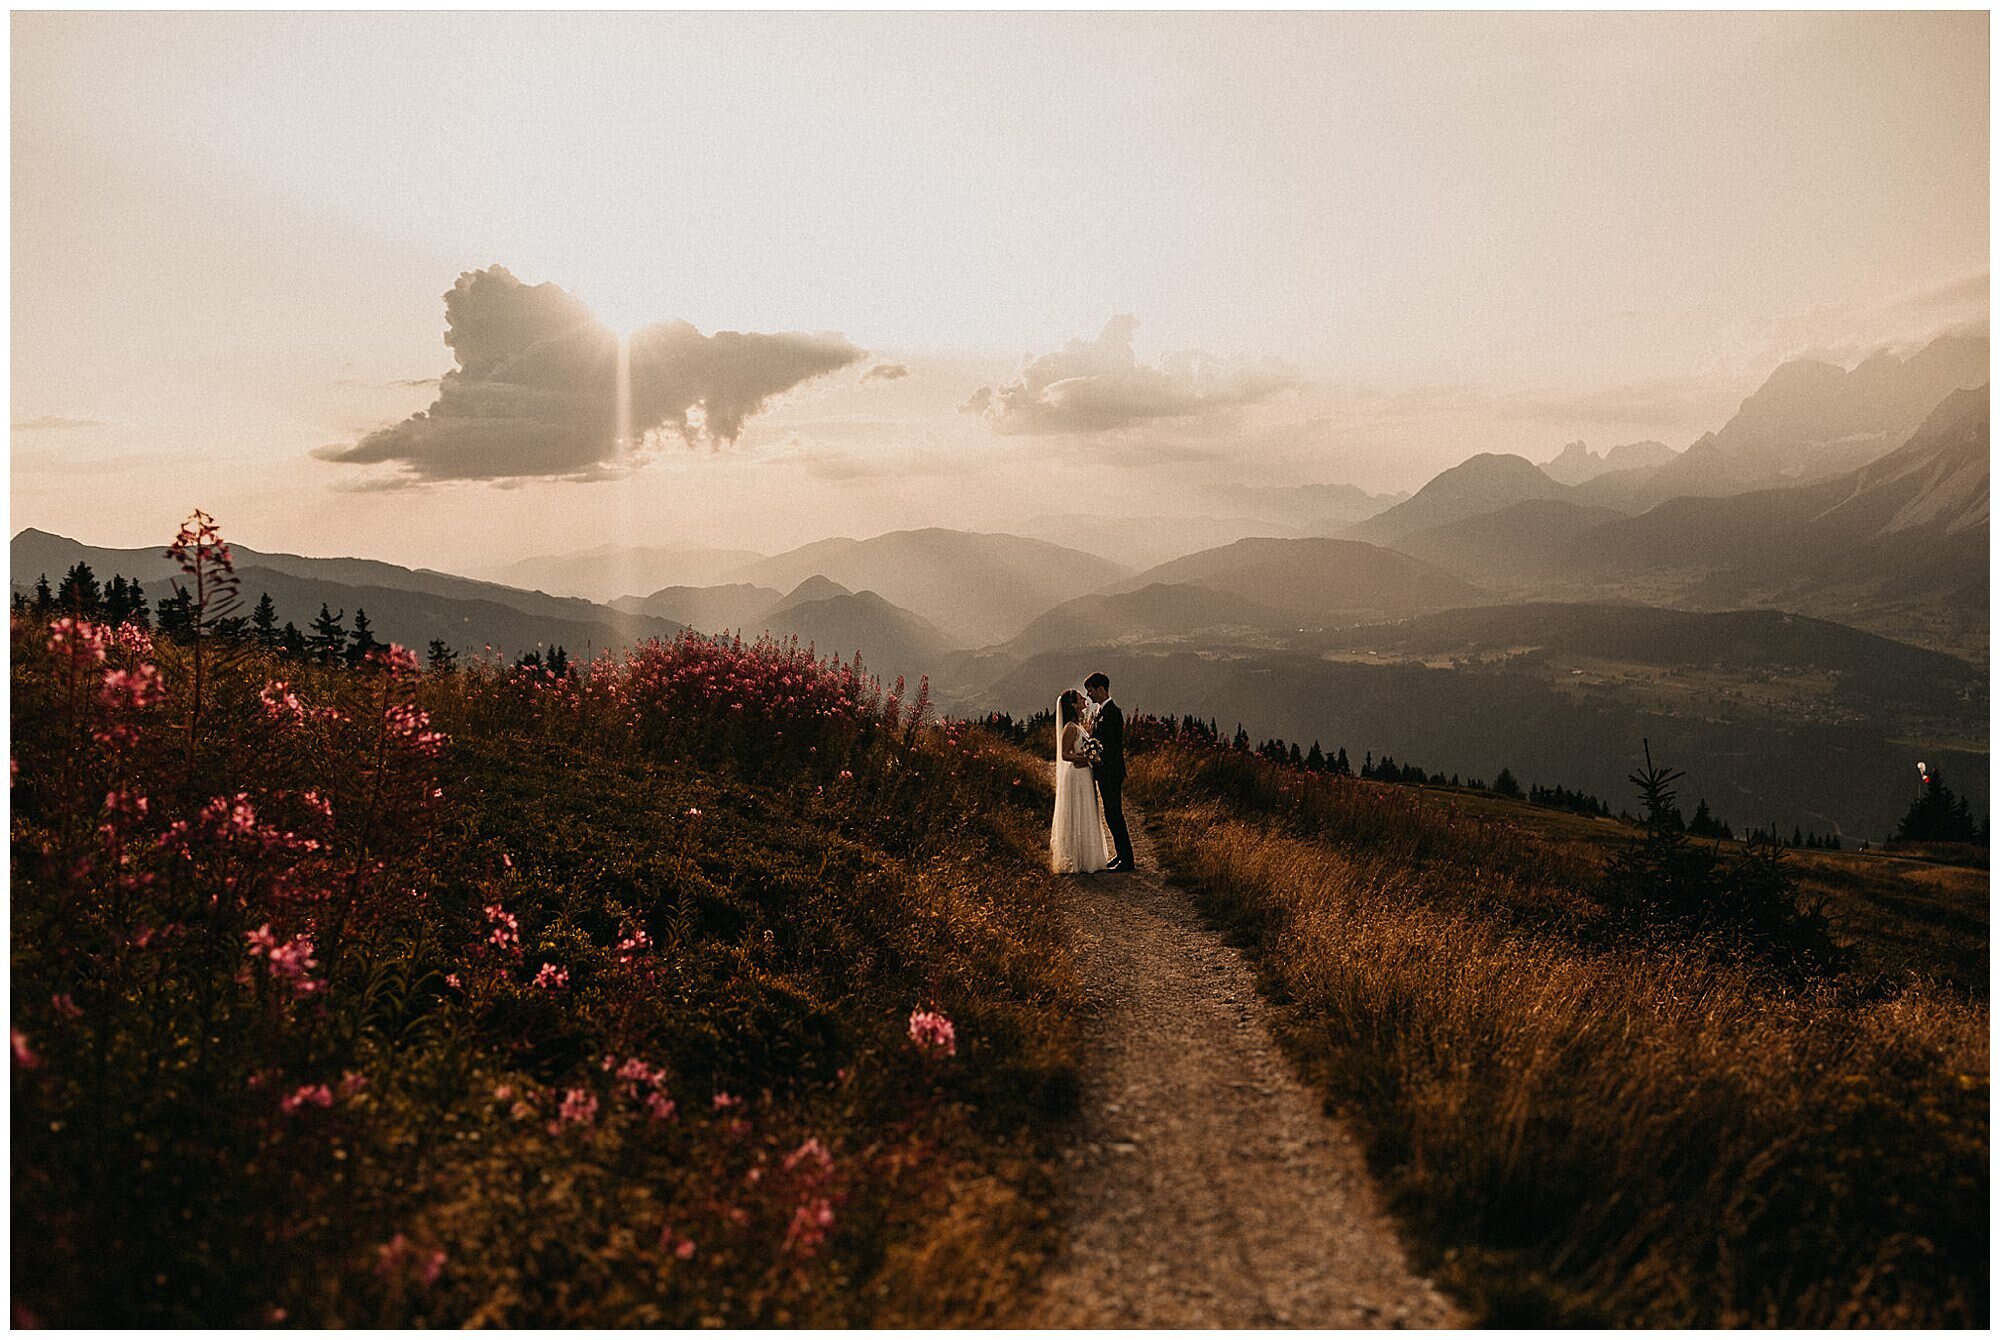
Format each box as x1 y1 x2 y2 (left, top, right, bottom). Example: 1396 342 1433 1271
10 621 1082 1327
1132 744 1988 1327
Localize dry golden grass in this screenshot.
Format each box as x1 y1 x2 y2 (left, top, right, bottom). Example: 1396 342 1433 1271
1136 749 1989 1327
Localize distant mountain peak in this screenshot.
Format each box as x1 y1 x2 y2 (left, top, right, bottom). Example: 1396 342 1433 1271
1541 439 1677 486
1347 452 1568 543
783 574 852 603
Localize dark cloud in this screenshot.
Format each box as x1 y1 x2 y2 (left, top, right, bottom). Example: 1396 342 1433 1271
861 362 911 382
12 414 108 431
961 315 1302 435
319 266 864 485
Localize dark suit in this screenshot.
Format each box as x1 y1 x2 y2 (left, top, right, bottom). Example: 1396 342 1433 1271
1092 699 1134 866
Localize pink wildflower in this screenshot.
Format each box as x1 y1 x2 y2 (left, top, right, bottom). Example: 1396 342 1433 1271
280 1083 334 1115
370 643 421 677
783 1137 835 1182
908 1007 957 1060
533 962 569 990
12 1029 39 1070
110 622 154 658
483 903 520 954
98 664 166 713
47 617 108 666
550 1086 599 1133
384 702 446 758
246 924 322 996
50 993 81 1021
784 1198 837 1256
615 925 651 964
259 681 309 728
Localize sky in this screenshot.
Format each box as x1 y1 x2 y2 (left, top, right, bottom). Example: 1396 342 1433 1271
10 10 1990 574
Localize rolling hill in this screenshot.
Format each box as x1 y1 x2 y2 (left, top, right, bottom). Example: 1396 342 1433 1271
609 582 785 630
1001 581 1292 658
722 528 1130 647
1010 513 1300 570
12 528 684 658
1104 537 1482 628
758 585 959 689
1387 498 1629 584
480 543 768 601
1344 453 1574 543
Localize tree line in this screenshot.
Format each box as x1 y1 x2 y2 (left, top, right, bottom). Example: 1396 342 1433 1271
13 560 573 679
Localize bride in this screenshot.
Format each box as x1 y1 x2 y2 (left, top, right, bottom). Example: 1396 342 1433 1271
1050 688 1113 874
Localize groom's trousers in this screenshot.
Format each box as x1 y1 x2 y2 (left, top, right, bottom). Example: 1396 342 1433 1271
1097 775 1135 866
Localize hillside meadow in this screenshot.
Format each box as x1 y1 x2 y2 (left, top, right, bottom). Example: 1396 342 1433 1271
10 516 1988 1328
1130 735 1988 1326
9 522 1085 1326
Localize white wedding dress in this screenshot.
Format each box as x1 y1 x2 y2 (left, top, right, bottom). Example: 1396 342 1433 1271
1051 716 1112 874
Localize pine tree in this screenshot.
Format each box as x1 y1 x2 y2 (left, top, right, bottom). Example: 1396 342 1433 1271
426 638 458 672
1305 741 1325 771
280 622 308 658
31 574 54 615
346 608 381 668
251 593 281 649
1492 766 1522 798
1896 770 1979 844
547 644 570 678
124 579 151 629
307 603 347 665
103 575 132 625
1332 746 1350 777
57 561 102 617
155 586 198 642
1603 740 1836 979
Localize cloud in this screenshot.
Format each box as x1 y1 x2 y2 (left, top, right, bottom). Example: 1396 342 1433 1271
860 362 911 383
960 315 1303 435
12 414 109 431
319 266 864 486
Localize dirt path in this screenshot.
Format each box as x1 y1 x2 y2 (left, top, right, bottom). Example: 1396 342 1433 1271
1028 816 1461 1328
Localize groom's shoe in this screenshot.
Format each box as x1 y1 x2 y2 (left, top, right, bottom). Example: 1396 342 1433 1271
1103 857 1131 873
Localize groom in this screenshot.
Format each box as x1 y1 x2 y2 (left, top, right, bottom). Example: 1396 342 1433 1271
1084 672 1135 872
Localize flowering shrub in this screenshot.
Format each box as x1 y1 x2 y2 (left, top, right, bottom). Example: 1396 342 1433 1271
11 514 1082 1327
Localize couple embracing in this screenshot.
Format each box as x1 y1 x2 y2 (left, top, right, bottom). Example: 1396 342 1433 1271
1050 671 1136 875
